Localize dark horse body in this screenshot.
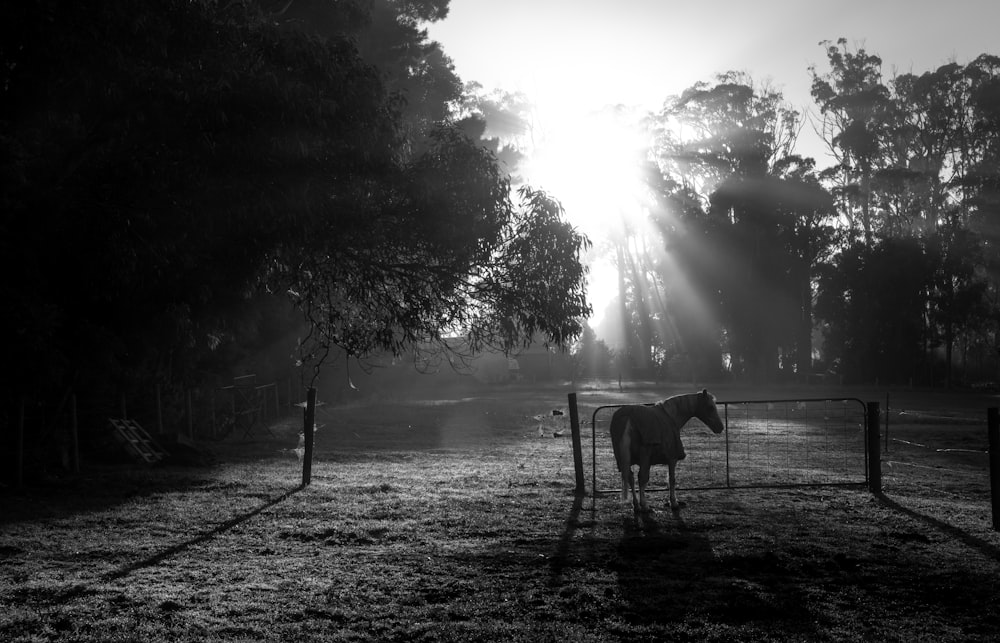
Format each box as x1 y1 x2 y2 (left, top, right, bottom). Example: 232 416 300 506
610 390 725 512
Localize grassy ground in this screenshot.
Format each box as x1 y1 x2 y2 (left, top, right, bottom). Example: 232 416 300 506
2 381 1000 641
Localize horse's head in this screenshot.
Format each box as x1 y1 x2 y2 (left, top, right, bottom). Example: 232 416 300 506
696 389 725 434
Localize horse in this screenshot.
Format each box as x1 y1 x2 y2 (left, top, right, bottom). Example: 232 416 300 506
610 389 725 513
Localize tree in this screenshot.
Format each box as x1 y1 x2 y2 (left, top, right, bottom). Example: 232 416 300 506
266 0 462 151
4 0 398 397
281 132 593 371
927 219 990 386
809 42 1000 385
650 72 832 380
654 72 802 192
453 82 532 180
708 172 834 379
810 39 893 244
572 326 615 379
1 0 591 412
815 238 934 384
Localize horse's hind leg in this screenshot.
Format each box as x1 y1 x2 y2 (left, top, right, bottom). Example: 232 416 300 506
627 468 639 512
668 461 679 510
637 452 652 513
619 421 639 511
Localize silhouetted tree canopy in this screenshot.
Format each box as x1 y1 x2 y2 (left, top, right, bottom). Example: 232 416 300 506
647 73 834 380
1 0 591 398
626 47 1000 385
809 41 999 384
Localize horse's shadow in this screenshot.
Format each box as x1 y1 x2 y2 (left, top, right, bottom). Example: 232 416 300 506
624 504 684 535
611 506 718 621
550 495 819 635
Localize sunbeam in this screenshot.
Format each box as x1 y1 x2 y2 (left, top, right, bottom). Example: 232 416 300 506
521 106 655 329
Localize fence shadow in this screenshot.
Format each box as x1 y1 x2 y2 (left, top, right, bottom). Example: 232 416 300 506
102 485 303 582
875 492 1000 562
548 491 589 582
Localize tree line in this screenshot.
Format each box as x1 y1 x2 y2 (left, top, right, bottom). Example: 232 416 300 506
0 0 591 444
601 41 1000 387
4 0 998 449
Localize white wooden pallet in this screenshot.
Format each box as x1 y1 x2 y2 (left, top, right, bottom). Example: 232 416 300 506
109 418 167 463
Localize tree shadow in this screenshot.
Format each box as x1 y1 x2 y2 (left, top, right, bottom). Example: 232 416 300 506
875 492 1000 562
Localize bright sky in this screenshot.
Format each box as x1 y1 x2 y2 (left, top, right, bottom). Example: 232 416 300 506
430 0 999 158
427 0 1000 334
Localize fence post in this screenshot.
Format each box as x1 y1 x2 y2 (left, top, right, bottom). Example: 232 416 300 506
302 387 316 487
568 393 585 496
884 391 890 454
156 384 163 435
70 393 80 474
16 396 25 489
187 389 194 440
989 407 999 531
867 401 881 494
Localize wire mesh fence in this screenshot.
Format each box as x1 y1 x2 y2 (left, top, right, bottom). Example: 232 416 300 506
589 397 869 498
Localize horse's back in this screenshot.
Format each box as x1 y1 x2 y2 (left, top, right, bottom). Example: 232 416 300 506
610 404 684 467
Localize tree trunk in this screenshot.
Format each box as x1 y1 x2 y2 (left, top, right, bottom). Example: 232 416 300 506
945 322 954 388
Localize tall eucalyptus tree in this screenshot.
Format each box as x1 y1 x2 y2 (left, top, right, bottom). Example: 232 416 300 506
650 72 833 380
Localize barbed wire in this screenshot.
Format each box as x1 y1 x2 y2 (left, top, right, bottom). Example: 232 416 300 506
890 437 988 454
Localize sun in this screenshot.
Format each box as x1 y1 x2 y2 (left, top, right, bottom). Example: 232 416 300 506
521 104 653 329
523 107 651 238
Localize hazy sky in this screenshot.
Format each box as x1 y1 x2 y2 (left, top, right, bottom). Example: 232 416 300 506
429 0 999 162
428 1 999 327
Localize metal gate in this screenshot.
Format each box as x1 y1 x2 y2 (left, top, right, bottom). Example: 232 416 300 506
590 398 870 498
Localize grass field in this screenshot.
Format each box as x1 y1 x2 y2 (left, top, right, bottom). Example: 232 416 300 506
3 381 1000 641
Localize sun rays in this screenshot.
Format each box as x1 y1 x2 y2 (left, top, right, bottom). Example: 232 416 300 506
521 107 655 324
523 107 651 238
517 98 724 369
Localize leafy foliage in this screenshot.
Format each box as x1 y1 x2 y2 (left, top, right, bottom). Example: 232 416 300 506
4 0 395 392
284 148 592 369
649 74 833 379
809 42 999 384
816 238 934 383
634 45 1000 385
1 0 591 401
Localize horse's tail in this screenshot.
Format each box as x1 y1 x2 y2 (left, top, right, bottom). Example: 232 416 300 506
609 409 631 501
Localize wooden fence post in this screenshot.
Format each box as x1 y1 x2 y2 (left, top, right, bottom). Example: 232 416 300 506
867 401 881 494
568 393 585 496
302 387 316 487
71 393 80 474
884 391 890 453
187 389 194 439
156 384 164 435
988 407 999 531
17 396 25 489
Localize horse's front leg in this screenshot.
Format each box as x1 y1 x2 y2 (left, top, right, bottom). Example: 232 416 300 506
668 461 679 510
